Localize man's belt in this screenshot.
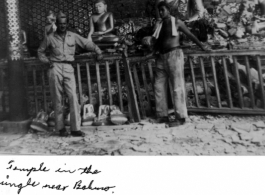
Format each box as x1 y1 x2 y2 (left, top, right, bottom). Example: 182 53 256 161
160 46 181 55
51 61 74 64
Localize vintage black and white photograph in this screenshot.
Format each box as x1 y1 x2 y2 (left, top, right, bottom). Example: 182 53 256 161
0 0 265 156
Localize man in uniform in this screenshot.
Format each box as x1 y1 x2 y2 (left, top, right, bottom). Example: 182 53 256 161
38 12 103 136
144 2 208 125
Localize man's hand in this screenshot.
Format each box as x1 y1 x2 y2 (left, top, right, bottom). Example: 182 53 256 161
201 44 212 52
145 51 155 59
48 59 54 68
202 47 212 52
142 36 153 46
96 53 103 61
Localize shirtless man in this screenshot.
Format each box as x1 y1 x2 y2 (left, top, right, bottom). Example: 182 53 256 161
144 2 207 125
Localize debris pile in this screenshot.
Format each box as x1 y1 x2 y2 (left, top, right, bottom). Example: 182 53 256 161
188 1 265 50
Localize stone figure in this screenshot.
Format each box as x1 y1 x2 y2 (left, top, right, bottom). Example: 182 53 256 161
20 30 28 52
88 0 119 48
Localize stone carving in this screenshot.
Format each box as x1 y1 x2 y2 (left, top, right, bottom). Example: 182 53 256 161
5 0 22 61
88 0 119 48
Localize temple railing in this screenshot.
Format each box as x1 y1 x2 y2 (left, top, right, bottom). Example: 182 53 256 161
0 50 265 122
184 50 265 114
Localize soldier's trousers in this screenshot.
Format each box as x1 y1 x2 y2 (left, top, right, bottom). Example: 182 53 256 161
48 62 80 131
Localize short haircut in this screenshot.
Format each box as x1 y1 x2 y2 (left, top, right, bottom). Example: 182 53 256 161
47 10 56 19
56 16 68 24
94 0 106 4
56 11 68 23
157 1 170 11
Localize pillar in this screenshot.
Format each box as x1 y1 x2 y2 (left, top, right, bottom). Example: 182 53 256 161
5 0 28 121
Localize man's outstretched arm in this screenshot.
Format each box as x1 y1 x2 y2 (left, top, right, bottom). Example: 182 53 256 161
74 33 103 60
177 19 206 51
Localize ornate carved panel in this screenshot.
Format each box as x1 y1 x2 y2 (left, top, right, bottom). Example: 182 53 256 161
5 0 22 61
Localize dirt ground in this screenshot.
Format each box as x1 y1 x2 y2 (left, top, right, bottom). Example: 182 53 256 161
1 114 265 156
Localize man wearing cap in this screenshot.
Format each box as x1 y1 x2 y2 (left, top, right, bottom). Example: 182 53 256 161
38 12 103 137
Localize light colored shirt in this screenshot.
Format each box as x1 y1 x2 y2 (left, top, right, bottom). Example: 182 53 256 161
38 31 101 63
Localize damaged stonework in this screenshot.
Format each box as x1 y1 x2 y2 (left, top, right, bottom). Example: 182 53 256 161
0 115 265 156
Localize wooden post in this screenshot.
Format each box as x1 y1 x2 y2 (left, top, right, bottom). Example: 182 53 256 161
244 56 255 108
189 57 200 107
256 55 265 109
105 61 113 106
199 57 210 108
96 62 103 106
122 51 141 122
222 57 233 108
233 56 243 108
85 63 93 104
116 60 124 112
210 56 221 108
5 0 28 120
133 63 146 119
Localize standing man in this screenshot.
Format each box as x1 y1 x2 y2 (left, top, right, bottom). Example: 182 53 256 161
143 2 208 125
38 12 103 137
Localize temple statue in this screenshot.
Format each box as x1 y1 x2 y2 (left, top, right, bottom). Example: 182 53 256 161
21 29 30 57
88 0 119 48
21 30 27 50
44 11 57 37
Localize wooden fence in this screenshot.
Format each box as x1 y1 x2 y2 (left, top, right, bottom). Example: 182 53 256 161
0 49 265 122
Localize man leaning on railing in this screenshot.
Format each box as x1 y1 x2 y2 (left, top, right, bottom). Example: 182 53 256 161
38 11 103 137
143 2 209 126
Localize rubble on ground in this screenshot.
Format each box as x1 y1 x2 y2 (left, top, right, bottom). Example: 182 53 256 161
0 115 265 156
